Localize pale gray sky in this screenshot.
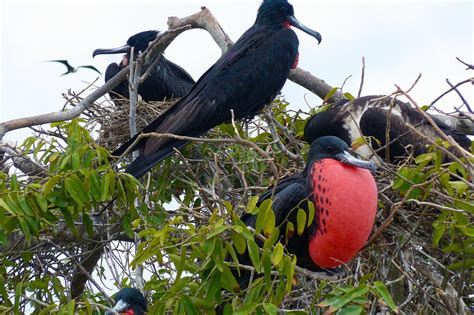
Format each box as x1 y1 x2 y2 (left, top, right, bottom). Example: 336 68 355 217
1 0 473 144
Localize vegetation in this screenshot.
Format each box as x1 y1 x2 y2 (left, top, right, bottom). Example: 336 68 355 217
0 93 472 314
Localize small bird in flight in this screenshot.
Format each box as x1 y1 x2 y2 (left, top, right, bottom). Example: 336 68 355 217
45 60 102 76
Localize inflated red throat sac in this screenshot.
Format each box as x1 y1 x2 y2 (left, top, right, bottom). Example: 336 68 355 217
308 159 377 268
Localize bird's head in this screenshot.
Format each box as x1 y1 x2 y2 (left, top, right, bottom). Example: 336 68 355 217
256 0 321 43
93 30 159 58
307 136 377 172
105 288 147 315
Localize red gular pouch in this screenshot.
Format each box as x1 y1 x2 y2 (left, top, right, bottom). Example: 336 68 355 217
282 20 299 69
308 159 377 268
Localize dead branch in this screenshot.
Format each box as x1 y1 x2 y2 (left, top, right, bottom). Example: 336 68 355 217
168 7 233 54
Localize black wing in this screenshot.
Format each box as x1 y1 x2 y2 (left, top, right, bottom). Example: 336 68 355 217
114 24 298 177
47 60 75 74
77 65 102 75
104 62 129 105
138 56 194 102
243 180 309 231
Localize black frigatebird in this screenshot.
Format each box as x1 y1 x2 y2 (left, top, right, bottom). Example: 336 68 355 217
304 95 471 162
93 30 195 104
105 288 147 315
45 60 102 76
112 0 322 178
237 136 377 286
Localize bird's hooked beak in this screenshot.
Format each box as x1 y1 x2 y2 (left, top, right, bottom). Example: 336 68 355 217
105 299 130 315
287 15 322 44
93 45 130 58
335 151 377 172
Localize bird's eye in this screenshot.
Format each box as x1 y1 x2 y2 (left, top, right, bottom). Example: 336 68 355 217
279 6 288 14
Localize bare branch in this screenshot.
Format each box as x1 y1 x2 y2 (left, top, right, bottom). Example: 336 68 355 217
446 78 472 113
357 56 365 98
456 57 474 70
168 7 233 54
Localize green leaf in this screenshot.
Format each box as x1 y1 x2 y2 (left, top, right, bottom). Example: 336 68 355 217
296 209 306 235
43 175 61 195
373 281 398 312
320 285 369 311
255 202 269 235
263 208 275 236
343 92 355 100
338 305 365 315
447 258 474 270
231 231 246 255
246 196 259 214
101 171 114 201
247 239 261 272
64 176 88 205
272 243 284 266
10 175 18 191
324 87 339 102
307 201 315 227
262 303 278 315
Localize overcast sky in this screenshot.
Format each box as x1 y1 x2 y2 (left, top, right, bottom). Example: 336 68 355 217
1 0 473 144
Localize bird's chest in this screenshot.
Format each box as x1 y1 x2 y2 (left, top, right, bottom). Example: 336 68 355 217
307 159 377 268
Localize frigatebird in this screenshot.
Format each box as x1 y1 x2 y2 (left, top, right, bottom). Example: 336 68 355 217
105 288 147 315
93 30 195 104
237 136 377 286
45 60 102 76
304 95 471 163
112 0 322 178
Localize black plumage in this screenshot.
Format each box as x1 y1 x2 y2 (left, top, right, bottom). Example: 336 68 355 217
113 0 321 178
304 95 471 163
93 30 195 104
236 136 377 287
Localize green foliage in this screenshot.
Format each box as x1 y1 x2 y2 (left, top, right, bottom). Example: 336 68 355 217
2 96 471 314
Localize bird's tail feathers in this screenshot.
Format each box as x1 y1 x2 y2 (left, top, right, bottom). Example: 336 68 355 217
125 139 189 178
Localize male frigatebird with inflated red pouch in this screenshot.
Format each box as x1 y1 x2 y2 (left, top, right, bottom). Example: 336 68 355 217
237 136 378 286
112 0 322 178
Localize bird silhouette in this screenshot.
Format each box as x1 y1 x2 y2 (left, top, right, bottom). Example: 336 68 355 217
113 0 322 178
45 60 102 76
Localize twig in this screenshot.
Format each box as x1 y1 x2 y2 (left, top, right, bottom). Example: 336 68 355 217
429 78 474 108
456 57 474 70
445 78 472 113
116 131 280 181
357 56 365 98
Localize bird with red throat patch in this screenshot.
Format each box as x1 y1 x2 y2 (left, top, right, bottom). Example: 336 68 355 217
237 136 378 286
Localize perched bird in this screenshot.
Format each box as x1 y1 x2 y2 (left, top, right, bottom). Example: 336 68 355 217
304 95 471 163
105 288 147 315
45 60 102 76
112 0 322 178
93 30 195 104
237 136 378 286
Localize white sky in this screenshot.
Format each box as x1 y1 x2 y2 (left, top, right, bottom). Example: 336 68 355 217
1 0 473 144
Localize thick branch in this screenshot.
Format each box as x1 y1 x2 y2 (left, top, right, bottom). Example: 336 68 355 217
0 145 47 177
